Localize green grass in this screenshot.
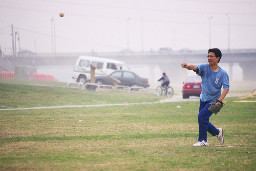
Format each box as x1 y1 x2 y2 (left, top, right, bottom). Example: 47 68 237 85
0 82 255 170
0 81 159 108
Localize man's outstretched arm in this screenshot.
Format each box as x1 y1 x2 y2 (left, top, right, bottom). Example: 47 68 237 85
181 63 198 71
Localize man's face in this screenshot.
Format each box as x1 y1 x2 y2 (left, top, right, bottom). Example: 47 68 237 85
207 52 219 65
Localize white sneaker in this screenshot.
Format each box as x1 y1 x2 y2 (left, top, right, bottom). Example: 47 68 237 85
217 128 224 144
193 140 209 147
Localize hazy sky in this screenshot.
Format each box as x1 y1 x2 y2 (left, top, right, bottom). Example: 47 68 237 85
0 0 256 53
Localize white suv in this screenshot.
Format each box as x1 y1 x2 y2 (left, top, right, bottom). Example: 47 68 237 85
72 56 125 84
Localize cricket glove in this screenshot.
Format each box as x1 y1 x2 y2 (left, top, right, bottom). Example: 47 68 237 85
208 100 224 115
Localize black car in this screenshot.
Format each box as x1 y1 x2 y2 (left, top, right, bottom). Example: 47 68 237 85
88 70 150 88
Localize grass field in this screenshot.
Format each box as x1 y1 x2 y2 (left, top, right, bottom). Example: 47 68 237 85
0 81 255 170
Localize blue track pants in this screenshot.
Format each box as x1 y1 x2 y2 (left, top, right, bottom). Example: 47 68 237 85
198 100 220 142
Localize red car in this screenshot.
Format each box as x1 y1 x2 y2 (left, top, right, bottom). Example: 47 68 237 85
182 76 202 99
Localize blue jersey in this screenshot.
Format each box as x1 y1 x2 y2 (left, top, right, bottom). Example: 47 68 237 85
196 64 229 102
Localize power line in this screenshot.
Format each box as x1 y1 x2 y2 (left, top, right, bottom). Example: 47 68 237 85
38 0 256 16
0 5 56 14
0 25 10 31
14 26 51 38
1 2 256 17
10 19 256 43
178 0 256 5
13 26 124 49
1 4 255 27
43 0 256 8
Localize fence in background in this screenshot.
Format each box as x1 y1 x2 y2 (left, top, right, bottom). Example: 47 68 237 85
67 82 156 95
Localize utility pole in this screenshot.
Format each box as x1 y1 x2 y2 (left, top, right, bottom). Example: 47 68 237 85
126 17 130 50
17 32 21 56
51 17 56 56
226 14 231 52
11 24 15 57
208 16 213 49
15 31 18 57
173 27 176 50
140 13 144 52
34 39 37 53
54 19 56 56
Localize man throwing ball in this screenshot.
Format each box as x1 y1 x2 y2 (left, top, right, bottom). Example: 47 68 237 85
181 48 229 147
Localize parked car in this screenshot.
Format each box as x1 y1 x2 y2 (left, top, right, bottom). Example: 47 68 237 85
87 70 150 88
182 76 202 99
72 56 125 84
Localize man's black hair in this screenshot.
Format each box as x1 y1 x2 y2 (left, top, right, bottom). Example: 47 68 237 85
208 48 222 63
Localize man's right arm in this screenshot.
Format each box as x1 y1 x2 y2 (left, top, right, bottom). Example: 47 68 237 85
181 63 198 71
